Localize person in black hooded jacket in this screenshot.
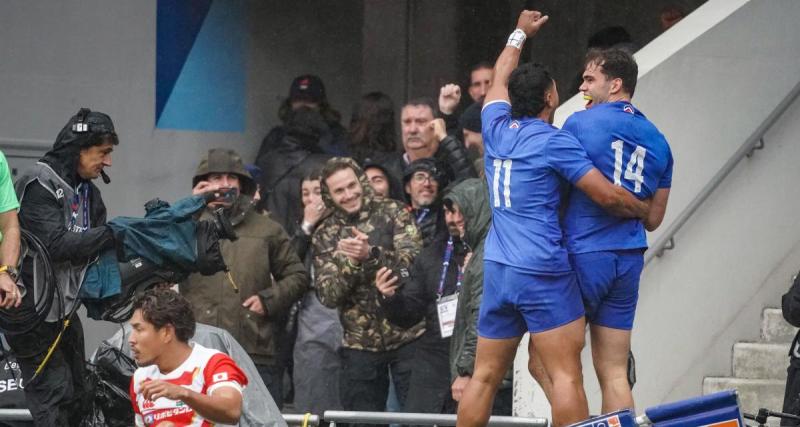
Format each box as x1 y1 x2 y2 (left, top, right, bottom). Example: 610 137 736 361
255 75 348 233
9 108 117 426
255 106 337 234
256 74 348 161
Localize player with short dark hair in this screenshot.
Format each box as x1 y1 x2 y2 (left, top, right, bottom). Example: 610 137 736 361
129 289 248 426
561 47 673 413
455 11 651 427
582 48 638 103
131 288 196 344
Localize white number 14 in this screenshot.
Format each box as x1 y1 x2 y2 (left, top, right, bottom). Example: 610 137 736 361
611 140 646 193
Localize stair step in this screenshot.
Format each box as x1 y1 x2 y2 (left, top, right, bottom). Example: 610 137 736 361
703 377 785 416
733 342 791 380
763 308 798 343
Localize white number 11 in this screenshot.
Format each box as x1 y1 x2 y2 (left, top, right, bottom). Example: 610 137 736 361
611 140 646 193
492 159 513 208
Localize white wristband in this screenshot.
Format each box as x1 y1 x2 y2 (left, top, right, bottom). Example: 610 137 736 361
301 221 314 235
507 29 527 50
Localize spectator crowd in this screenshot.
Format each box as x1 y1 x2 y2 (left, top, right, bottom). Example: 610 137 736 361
228 66 501 418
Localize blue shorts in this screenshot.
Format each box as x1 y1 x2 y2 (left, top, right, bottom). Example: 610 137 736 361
478 260 585 338
569 249 644 330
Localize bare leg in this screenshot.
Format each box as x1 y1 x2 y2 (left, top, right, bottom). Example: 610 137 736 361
590 324 634 413
456 336 521 427
530 318 588 427
527 338 553 401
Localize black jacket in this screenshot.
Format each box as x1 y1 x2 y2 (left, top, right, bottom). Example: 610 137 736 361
408 204 446 248
435 135 477 185
380 230 463 337
782 272 800 366
16 114 116 321
256 109 349 161
18 178 111 264
255 130 337 234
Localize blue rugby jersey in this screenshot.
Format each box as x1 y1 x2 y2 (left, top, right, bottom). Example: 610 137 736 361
482 100 594 273
562 101 673 254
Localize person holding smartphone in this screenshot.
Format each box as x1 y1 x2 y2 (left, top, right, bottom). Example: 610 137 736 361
183 148 308 409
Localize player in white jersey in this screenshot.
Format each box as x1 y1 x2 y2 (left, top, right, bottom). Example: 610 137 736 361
128 289 247 426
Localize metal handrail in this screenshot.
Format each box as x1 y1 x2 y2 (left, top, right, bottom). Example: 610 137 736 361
0 409 323 425
0 409 31 421
0 408 549 426
322 410 549 427
644 77 800 265
284 413 322 426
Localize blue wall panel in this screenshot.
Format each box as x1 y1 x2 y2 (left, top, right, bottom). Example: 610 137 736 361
156 0 245 132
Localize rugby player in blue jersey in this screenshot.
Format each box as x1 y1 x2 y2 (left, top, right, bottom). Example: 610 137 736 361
561 48 673 413
456 11 652 427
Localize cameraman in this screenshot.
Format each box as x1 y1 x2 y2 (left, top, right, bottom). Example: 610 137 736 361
182 148 308 409
12 108 117 426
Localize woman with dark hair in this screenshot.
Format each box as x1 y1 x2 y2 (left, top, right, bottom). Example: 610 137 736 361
348 92 396 162
348 91 405 200
288 170 343 415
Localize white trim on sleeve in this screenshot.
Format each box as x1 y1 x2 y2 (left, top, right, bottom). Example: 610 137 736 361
481 99 511 112
207 381 244 396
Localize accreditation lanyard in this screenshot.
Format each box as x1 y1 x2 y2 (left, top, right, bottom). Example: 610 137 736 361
436 236 463 300
436 236 463 339
69 183 90 232
415 208 430 224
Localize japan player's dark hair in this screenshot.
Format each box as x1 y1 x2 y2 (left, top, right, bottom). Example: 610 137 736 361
133 288 196 343
508 63 554 119
585 48 638 96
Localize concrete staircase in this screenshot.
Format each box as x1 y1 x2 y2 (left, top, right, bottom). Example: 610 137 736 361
703 308 797 419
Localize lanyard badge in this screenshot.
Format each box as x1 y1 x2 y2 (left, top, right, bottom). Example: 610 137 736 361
436 236 463 338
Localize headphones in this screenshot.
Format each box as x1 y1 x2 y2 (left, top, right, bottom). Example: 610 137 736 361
71 108 92 133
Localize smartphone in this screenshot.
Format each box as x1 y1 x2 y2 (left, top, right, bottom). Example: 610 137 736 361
217 187 239 204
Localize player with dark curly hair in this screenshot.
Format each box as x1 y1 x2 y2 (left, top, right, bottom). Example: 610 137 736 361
128 289 248 426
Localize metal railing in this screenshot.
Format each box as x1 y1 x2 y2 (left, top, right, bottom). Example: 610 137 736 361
285 413 322 426
321 411 548 427
0 408 547 426
644 77 800 265
0 409 31 421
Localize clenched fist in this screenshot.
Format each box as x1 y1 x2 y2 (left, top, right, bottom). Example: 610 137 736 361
516 10 549 38
439 84 462 115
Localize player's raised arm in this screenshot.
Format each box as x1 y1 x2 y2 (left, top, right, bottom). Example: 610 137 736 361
484 10 549 105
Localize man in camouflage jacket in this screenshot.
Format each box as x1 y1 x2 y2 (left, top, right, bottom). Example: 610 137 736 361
313 157 423 418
